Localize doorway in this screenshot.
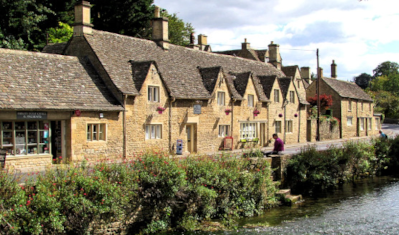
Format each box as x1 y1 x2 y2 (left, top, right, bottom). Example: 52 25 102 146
51 121 65 160
260 123 266 146
186 124 197 153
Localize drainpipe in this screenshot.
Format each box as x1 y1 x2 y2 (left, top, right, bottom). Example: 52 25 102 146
283 99 289 144
267 102 270 146
231 96 235 139
123 94 127 158
298 105 301 143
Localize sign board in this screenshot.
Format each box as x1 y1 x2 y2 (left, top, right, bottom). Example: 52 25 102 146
224 136 234 150
193 104 201 114
17 112 47 120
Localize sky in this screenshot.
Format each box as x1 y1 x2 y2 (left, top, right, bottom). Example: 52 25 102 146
154 0 399 81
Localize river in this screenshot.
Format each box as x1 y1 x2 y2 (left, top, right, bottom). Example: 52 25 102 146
189 176 399 235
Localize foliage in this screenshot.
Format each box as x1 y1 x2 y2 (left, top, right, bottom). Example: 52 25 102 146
353 73 372 89
373 61 399 78
368 74 399 118
47 22 73 44
160 10 195 46
284 138 399 195
0 152 278 234
307 94 333 110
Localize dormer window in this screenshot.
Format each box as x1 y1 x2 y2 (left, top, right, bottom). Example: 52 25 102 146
248 94 254 107
217 92 225 106
148 86 160 102
274 89 280 103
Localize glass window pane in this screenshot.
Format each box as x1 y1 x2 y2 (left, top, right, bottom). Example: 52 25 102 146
93 125 97 140
145 126 150 139
87 125 91 141
99 124 104 140
148 87 152 101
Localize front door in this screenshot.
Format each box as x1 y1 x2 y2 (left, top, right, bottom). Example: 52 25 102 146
260 123 266 146
186 124 196 153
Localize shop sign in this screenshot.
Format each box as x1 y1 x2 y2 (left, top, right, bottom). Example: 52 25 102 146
193 104 201 114
17 112 47 120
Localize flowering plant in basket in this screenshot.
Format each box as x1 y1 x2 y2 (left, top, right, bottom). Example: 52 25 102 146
253 110 260 116
156 107 166 114
225 108 232 115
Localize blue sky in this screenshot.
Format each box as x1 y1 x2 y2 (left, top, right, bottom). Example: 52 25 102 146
154 0 399 81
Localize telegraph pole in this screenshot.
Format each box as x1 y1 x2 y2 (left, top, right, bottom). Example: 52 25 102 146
316 49 320 141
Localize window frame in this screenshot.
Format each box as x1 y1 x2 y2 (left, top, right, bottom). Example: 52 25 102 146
239 122 257 139
145 124 162 140
217 91 225 106
297 80 301 89
360 118 365 131
275 120 282 133
87 123 107 142
274 89 280 103
148 86 160 102
218 125 230 137
348 100 352 111
289 91 295 104
347 117 353 126
248 94 254 107
375 117 379 130
285 120 293 133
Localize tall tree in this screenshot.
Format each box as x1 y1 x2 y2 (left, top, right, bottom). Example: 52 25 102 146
373 61 399 78
353 73 372 89
160 10 194 46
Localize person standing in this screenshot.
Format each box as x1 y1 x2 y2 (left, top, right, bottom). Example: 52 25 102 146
264 134 284 157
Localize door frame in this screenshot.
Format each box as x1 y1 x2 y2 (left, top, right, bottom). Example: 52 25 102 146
186 124 196 153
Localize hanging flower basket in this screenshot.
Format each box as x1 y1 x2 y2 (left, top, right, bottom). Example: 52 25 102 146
225 108 232 115
253 109 260 117
278 113 283 117
156 107 166 114
294 113 298 117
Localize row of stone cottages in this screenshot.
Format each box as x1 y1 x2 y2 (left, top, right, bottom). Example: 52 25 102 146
0 1 379 168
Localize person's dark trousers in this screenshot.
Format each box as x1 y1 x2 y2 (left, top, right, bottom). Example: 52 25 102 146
264 151 279 157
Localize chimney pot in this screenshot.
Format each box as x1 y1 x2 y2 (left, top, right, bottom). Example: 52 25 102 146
73 1 93 36
268 41 281 70
331 60 337 78
154 6 161 18
318 67 324 79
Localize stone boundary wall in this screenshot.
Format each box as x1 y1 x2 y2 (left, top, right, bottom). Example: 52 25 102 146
308 119 340 141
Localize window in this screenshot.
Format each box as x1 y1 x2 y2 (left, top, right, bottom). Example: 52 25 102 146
145 124 162 139
348 100 352 111
217 92 225 106
1 121 51 156
218 125 230 137
360 118 365 131
368 118 372 130
347 117 353 126
275 120 282 133
285 120 293 133
248 94 254 107
289 91 295 103
148 86 160 102
361 102 364 111
240 122 257 139
375 117 380 130
297 81 301 89
87 124 106 141
274 89 280 103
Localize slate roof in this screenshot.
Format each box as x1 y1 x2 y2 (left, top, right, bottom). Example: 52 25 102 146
83 30 286 100
229 72 269 102
302 79 310 89
199 67 222 94
130 61 153 93
278 78 292 100
322 77 373 102
0 49 123 111
42 42 68 54
282 66 298 78
258 75 278 100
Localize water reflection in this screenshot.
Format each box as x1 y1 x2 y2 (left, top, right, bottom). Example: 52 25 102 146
191 176 399 235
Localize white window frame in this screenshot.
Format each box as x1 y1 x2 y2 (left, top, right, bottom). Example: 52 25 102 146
368 118 372 131
248 94 254 107
360 118 365 131
274 89 280 103
275 120 282 133
217 92 225 106
240 122 257 139
218 125 230 137
145 124 162 139
347 117 353 126
348 100 352 111
289 91 295 104
375 117 379 130
148 86 160 102
87 123 106 141
285 120 293 133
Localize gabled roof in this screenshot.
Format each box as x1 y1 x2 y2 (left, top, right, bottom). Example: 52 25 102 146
302 79 310 89
258 75 278 100
82 30 286 100
278 77 292 100
322 77 373 102
130 61 153 93
229 72 269 102
199 66 222 94
0 49 123 111
42 42 68 54
282 65 299 79
224 74 244 101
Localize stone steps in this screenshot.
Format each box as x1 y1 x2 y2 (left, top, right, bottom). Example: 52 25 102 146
276 189 303 205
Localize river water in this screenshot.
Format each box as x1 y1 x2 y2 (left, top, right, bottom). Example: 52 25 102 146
191 176 399 235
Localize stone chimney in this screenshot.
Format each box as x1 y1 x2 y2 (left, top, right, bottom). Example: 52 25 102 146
187 33 199 50
73 1 93 36
318 67 324 79
268 41 281 70
152 6 169 50
331 60 337 78
197 34 208 51
242 38 250 50
300 67 311 83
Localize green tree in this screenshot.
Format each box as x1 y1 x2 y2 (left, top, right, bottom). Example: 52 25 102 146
373 61 399 78
161 10 195 46
353 73 372 90
47 22 73 43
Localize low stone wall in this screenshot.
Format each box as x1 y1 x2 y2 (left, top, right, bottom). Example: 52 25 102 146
270 154 293 184
5 155 52 169
308 119 340 141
